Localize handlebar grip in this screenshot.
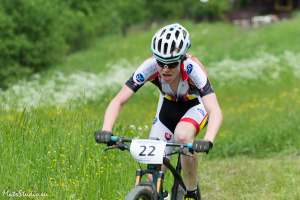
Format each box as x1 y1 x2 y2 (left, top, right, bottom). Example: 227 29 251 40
95 131 112 144
192 140 213 153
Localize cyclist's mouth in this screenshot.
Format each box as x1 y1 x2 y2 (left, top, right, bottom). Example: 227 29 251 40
162 73 172 77
162 73 173 80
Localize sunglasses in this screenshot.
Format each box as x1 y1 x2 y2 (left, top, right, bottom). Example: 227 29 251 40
157 60 180 69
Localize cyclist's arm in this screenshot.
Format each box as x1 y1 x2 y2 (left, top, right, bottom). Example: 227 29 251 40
102 85 134 132
186 57 222 142
102 58 157 132
201 93 223 142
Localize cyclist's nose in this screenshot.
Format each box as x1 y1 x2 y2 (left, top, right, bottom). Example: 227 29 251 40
162 66 171 72
164 65 170 69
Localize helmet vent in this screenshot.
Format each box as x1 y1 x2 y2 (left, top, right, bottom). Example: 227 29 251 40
166 33 171 40
182 30 187 39
171 41 176 53
179 40 183 49
158 39 162 52
164 43 168 54
160 29 166 37
153 37 156 49
175 30 180 39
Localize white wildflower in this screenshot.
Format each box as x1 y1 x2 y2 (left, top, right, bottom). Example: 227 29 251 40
283 51 300 78
129 125 136 130
1 52 300 111
208 52 299 85
144 125 149 130
0 61 134 111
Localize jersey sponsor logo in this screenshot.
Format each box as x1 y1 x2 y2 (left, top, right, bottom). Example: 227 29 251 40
135 73 145 83
187 64 193 74
197 107 206 117
164 132 172 141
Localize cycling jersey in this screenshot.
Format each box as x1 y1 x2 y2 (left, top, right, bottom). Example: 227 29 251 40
125 54 213 144
126 54 214 101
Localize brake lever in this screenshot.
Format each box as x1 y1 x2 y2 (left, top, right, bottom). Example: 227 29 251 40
118 143 129 151
103 143 129 152
179 147 194 157
103 145 117 152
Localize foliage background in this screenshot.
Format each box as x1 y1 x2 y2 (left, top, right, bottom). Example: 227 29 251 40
0 0 229 88
0 1 300 199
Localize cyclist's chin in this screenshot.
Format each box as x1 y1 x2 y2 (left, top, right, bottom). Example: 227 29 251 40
161 74 175 83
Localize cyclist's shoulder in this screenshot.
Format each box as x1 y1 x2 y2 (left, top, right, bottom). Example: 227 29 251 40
184 54 208 77
184 53 205 67
131 56 158 84
141 56 157 66
135 56 157 71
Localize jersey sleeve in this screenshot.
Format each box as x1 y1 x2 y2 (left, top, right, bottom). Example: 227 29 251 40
125 57 158 92
185 58 214 97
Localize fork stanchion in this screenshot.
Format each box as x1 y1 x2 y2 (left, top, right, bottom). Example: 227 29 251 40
135 169 142 186
156 171 164 193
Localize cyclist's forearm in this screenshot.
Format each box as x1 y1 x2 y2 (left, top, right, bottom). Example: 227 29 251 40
201 93 223 142
203 109 223 142
102 99 123 132
101 85 134 132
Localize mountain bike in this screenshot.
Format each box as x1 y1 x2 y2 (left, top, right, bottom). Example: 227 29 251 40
95 131 212 200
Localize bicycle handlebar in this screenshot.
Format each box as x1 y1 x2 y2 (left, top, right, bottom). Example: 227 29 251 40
95 131 213 153
95 131 113 143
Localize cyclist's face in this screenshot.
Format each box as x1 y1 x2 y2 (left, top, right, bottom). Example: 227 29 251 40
157 61 180 83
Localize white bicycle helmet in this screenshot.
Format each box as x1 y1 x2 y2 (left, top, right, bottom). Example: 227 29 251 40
151 23 191 64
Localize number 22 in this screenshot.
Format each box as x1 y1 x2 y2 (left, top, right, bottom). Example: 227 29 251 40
139 145 156 156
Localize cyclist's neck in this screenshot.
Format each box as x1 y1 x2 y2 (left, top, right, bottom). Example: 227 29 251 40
169 74 181 94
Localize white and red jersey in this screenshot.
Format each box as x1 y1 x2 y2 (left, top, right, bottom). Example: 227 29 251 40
126 54 214 101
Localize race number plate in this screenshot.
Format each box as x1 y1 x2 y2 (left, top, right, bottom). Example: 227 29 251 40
130 139 166 164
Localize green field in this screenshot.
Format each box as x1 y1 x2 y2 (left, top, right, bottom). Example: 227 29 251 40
1 15 300 199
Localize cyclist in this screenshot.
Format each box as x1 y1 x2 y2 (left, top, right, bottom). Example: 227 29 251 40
99 23 223 199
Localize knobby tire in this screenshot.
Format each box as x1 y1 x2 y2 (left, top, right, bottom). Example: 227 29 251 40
125 185 156 200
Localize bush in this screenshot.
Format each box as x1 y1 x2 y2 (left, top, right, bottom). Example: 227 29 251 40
85 0 148 36
0 7 31 88
7 0 67 69
113 0 148 35
0 7 17 68
145 0 230 21
60 9 96 52
0 0 68 87
184 0 230 20
0 0 232 88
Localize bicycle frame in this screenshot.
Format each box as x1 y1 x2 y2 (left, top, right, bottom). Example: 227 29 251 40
133 152 187 200
96 134 211 200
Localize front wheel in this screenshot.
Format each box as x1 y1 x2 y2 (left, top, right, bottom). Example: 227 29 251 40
125 185 157 200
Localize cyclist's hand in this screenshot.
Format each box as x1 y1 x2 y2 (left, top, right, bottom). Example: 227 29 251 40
192 140 213 154
94 130 116 146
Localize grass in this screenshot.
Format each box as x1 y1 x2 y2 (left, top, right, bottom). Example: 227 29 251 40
201 154 300 200
1 108 299 199
1 15 300 199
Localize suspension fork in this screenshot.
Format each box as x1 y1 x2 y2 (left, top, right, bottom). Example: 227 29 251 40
156 171 164 194
148 165 165 196
135 169 142 186
134 165 165 195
